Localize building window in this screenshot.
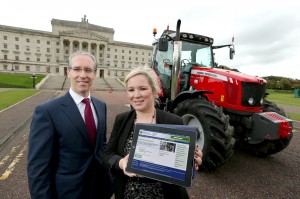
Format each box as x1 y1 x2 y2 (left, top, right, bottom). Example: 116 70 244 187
37 57 40 62
65 50 69 54
122 56 124 60
56 49 60 53
100 47 103 50
107 54 110 58
47 41 50 45
3 43 7 49
142 58 145 62
122 49 124 53
115 55 117 59
26 57 30 61
15 45 19 50
26 38 30 42
56 67 59 73
4 55 7 60
47 58 50 62
56 41 60 45
37 47 40 52
4 65 8 70
115 49 117 52
37 40 40 44
26 46 30 51
26 66 30 71
135 57 138 61
129 50 131 54
15 65 19 70
15 37 19 41
3 35 7 40
100 53 102 57
129 57 131 60
107 48 110 51
15 56 19 61
136 51 138 55
122 64 124 68
47 48 50 53
56 58 59 63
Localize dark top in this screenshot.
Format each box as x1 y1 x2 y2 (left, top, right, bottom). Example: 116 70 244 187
103 109 189 199
27 92 113 199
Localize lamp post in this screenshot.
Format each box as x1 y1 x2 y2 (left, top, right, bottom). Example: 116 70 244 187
31 73 37 88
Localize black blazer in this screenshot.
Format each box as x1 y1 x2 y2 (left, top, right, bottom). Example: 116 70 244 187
103 109 189 199
27 92 113 199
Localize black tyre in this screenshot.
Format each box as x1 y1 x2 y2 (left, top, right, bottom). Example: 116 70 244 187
263 99 286 116
173 98 235 170
238 100 293 156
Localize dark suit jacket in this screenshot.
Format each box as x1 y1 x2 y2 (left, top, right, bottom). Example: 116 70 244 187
103 109 189 199
27 92 113 199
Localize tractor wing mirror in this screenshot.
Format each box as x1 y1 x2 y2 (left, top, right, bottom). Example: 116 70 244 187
230 45 235 59
158 38 168 51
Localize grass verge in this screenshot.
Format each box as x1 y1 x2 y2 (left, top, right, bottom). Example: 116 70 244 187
0 89 41 111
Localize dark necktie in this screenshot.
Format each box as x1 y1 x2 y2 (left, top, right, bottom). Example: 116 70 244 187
82 98 96 146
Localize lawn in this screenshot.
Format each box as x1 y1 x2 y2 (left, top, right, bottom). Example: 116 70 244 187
0 73 44 88
266 89 300 121
265 90 300 107
0 89 41 110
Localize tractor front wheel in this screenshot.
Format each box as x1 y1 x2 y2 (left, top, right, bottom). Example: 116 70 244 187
238 100 293 156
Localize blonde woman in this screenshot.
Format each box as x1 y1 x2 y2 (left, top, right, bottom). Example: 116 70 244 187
104 66 202 199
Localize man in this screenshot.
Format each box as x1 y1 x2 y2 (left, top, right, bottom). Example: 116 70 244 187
27 51 113 199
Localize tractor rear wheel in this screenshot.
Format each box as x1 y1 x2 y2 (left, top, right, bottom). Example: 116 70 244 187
173 98 235 170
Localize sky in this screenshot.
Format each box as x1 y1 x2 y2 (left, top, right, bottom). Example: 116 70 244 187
1 0 299 79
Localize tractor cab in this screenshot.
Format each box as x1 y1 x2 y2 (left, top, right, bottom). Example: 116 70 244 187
152 29 216 99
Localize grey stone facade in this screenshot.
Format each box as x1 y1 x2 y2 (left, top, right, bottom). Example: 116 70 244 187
0 16 152 78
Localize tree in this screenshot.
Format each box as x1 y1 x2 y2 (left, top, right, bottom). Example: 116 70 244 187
279 78 292 90
266 79 276 89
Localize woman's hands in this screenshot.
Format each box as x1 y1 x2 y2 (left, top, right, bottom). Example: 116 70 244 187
194 145 203 170
120 145 202 178
119 154 136 177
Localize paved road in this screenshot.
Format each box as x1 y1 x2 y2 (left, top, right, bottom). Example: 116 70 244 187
0 90 299 198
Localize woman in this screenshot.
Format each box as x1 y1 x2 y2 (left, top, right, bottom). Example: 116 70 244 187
103 66 202 199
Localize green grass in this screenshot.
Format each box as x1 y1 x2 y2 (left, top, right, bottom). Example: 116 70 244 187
0 73 44 88
0 89 41 110
266 90 300 107
266 89 300 121
287 113 300 122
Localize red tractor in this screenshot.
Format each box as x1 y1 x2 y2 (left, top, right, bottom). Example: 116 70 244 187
151 19 293 170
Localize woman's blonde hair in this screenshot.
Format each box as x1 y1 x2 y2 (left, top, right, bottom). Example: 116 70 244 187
124 66 161 105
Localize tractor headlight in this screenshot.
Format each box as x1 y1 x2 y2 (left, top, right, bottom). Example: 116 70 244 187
248 97 255 106
260 98 264 105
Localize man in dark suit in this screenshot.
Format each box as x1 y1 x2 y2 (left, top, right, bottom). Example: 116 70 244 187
27 51 113 199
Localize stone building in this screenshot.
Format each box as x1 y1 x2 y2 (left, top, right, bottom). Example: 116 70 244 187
0 16 152 78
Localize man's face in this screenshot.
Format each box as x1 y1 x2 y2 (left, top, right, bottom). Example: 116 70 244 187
67 55 96 97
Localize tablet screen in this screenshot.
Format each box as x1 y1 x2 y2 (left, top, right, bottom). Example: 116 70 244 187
126 123 197 187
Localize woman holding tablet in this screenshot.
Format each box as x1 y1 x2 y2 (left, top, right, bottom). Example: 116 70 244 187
103 66 202 199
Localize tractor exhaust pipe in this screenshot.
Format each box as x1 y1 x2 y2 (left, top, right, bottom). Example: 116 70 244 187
171 19 182 100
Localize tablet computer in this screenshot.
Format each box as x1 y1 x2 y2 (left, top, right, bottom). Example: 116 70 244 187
126 123 197 187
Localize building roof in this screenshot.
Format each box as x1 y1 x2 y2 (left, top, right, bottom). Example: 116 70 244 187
51 17 115 34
